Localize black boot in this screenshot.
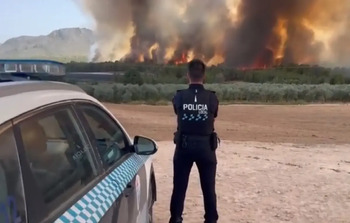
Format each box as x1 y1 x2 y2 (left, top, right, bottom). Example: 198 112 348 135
169 217 183 223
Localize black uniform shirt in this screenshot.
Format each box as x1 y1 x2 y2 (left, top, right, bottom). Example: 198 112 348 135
172 84 219 135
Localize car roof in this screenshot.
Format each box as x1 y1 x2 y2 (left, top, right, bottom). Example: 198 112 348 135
0 59 64 65
0 81 100 125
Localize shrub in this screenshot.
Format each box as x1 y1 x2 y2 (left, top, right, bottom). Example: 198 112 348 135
93 84 114 102
75 82 350 104
123 69 143 85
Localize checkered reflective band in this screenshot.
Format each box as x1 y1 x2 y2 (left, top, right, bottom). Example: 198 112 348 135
54 154 150 223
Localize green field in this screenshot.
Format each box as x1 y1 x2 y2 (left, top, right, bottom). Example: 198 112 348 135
66 62 350 104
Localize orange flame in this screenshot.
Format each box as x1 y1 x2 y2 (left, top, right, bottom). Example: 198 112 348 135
173 52 188 65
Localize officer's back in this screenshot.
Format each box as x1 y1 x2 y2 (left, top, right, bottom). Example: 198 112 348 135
174 83 217 136
170 59 219 223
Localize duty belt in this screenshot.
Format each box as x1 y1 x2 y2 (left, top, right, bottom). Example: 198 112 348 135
182 134 211 141
176 132 219 151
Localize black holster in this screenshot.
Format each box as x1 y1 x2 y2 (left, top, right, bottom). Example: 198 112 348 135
173 132 188 149
173 131 181 146
210 132 219 151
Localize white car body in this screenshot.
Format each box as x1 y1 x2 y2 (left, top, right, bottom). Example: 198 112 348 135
0 81 157 223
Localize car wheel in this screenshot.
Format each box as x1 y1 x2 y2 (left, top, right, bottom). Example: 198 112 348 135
148 184 154 223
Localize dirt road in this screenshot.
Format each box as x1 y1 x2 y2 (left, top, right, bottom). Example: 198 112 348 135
105 104 350 223
105 103 350 144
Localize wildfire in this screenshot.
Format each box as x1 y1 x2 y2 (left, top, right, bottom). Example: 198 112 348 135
274 19 288 59
174 53 188 65
84 0 350 68
207 54 225 66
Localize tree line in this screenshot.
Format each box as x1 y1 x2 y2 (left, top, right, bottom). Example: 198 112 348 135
65 62 350 85
75 82 350 104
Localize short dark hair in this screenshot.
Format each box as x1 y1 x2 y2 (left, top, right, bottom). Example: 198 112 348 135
188 59 206 81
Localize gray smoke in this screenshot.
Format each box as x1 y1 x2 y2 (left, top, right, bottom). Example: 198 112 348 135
224 0 326 67
331 15 350 67
81 0 350 67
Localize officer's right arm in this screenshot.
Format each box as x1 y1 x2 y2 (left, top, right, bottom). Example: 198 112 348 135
210 91 219 118
172 90 183 115
172 93 178 115
214 95 219 118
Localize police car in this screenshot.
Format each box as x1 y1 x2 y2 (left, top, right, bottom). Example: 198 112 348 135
0 66 158 223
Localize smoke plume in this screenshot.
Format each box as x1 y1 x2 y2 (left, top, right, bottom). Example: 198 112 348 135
80 0 350 67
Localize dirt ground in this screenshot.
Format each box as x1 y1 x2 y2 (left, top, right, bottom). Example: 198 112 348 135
105 103 350 144
105 103 350 223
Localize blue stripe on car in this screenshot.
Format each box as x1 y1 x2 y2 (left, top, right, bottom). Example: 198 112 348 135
55 154 150 223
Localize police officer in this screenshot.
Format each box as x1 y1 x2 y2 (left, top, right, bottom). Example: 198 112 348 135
169 59 219 223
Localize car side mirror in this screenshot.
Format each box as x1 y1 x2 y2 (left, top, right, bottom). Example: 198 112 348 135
133 136 158 155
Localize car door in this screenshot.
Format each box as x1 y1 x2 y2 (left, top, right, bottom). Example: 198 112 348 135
12 104 102 223
74 102 148 223
0 121 26 223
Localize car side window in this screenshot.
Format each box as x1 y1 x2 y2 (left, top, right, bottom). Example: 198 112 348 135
18 107 98 206
78 104 130 168
0 123 26 223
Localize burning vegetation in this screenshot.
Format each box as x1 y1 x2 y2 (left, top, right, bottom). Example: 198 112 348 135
80 0 350 68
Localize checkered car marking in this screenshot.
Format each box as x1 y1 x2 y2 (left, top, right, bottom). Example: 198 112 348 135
54 154 150 223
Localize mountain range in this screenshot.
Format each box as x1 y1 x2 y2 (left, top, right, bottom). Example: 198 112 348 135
0 28 95 62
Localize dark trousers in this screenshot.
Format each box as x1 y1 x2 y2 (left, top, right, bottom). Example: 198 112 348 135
169 138 218 223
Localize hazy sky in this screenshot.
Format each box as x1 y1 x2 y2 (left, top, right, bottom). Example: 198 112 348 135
0 0 91 43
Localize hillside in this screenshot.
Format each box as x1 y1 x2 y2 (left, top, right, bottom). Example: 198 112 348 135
0 28 94 62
